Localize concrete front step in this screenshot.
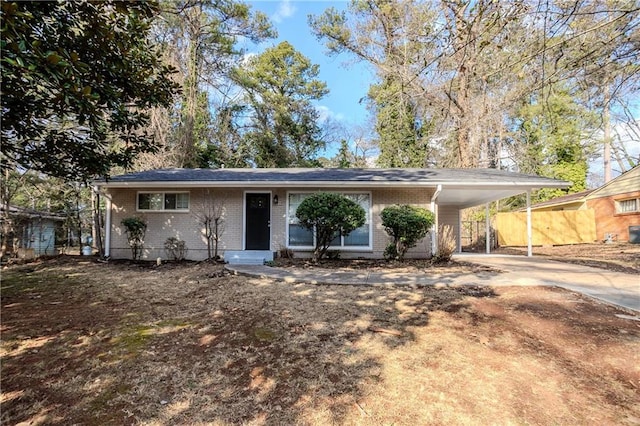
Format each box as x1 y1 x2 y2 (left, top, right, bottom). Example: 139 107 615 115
225 250 274 265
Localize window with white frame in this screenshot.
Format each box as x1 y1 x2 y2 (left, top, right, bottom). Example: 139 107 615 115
287 192 371 248
137 192 190 211
616 198 639 214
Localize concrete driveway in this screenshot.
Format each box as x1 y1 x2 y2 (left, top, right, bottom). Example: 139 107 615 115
227 255 640 312
456 254 640 312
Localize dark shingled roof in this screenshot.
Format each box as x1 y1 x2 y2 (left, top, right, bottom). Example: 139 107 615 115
99 168 570 208
100 168 567 187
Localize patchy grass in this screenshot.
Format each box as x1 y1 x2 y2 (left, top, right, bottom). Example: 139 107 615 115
1 257 639 425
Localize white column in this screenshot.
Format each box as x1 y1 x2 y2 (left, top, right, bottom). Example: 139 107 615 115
430 200 437 256
430 185 442 257
526 190 532 257
104 195 112 258
457 210 462 253
485 203 490 254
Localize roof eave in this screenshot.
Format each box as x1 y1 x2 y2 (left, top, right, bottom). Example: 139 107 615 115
98 180 570 189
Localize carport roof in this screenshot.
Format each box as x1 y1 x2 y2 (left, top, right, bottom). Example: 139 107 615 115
98 168 569 209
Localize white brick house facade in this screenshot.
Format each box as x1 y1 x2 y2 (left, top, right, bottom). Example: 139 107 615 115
98 168 568 261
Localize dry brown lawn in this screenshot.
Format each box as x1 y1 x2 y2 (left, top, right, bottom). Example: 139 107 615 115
1 257 639 425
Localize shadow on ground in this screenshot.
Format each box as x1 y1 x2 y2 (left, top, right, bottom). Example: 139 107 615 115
1 257 496 425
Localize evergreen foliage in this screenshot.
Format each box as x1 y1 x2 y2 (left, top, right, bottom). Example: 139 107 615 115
369 76 430 167
381 205 434 261
1 1 178 180
296 193 366 261
515 86 598 201
231 41 329 167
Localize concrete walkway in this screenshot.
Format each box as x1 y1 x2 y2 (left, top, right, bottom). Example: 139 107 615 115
226 255 640 312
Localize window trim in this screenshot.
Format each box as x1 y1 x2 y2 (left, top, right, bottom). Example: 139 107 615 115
136 191 190 212
285 190 373 251
615 197 639 215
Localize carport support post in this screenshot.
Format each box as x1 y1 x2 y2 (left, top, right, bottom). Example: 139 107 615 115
526 190 532 257
485 203 490 254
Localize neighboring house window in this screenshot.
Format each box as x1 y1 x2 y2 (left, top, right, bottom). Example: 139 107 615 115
287 192 371 249
616 198 639 214
138 192 189 211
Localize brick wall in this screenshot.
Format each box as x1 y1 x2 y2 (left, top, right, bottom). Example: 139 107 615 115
586 190 640 242
109 187 245 260
108 186 438 260
438 205 461 252
371 188 434 258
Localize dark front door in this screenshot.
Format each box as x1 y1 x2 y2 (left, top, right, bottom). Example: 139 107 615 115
245 193 270 250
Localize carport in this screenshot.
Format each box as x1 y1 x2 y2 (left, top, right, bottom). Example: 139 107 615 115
431 175 570 257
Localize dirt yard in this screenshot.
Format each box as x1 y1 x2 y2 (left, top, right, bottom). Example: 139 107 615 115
494 242 640 274
2 257 639 425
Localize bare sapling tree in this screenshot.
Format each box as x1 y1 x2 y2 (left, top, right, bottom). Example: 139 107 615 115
193 189 226 260
121 217 147 261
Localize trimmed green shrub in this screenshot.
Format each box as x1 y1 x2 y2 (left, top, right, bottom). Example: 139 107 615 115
381 205 434 261
121 217 147 260
296 192 366 261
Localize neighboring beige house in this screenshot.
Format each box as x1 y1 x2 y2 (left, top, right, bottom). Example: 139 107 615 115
529 166 640 243
97 168 568 263
526 189 595 212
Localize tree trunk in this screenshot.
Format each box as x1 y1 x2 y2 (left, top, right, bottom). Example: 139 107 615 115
92 188 104 256
213 218 219 259
603 80 612 183
1 168 11 260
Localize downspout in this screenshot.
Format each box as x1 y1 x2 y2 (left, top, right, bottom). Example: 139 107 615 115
104 192 112 258
430 185 442 256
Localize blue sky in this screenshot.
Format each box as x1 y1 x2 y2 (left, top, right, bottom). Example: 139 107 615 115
246 0 373 128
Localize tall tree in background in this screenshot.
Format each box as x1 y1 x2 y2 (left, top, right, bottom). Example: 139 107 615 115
513 86 598 201
1 1 178 181
136 0 274 169
369 76 431 167
310 0 438 167
200 104 253 168
310 0 529 168
231 41 329 167
310 0 639 177
564 0 640 179
336 139 353 168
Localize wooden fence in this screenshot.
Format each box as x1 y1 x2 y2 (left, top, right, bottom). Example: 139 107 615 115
495 210 597 246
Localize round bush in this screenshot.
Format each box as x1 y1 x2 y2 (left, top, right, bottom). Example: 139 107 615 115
296 192 366 261
380 205 434 260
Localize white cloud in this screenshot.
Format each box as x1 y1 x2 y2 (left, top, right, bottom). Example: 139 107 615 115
316 105 345 123
272 0 296 23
